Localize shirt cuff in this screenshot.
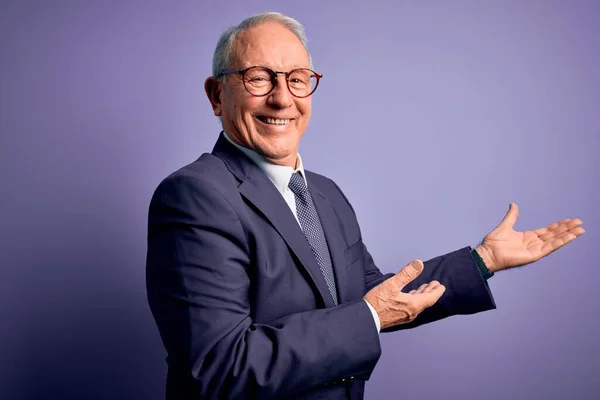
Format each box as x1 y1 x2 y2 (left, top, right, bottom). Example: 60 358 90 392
471 247 495 280
364 299 381 333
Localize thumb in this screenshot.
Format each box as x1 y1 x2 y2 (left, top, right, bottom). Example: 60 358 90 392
394 259 424 290
496 202 519 230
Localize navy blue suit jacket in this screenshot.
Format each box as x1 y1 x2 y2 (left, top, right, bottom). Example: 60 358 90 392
146 133 496 399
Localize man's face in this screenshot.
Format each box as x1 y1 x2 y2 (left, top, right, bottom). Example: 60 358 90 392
206 22 312 167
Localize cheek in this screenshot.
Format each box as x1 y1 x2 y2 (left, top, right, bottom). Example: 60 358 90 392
300 97 311 114
234 97 262 121
224 86 255 119
297 99 311 123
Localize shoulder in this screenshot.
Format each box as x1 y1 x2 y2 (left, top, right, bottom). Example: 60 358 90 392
304 170 338 193
164 153 233 186
149 153 239 212
305 170 356 214
146 153 249 251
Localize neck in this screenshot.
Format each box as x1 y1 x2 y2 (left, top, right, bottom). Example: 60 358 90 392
263 153 299 168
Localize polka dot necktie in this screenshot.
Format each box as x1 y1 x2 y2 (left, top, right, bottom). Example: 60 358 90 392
288 172 338 305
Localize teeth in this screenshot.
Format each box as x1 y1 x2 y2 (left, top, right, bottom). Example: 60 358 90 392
262 117 290 125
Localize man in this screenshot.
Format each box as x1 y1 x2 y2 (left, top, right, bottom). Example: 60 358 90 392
146 12 584 400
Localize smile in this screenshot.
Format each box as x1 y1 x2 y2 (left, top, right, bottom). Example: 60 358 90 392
256 116 293 126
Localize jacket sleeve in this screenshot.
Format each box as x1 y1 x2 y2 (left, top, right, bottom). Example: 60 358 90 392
381 246 497 332
146 175 382 399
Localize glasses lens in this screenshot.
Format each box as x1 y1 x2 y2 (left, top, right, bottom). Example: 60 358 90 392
288 69 318 97
243 67 273 95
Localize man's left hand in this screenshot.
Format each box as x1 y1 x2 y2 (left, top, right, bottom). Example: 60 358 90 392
475 203 585 273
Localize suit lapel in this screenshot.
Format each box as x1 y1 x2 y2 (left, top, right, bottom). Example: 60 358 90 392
308 181 349 304
212 133 337 308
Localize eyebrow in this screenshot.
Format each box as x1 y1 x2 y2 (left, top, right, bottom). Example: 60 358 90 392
247 64 311 71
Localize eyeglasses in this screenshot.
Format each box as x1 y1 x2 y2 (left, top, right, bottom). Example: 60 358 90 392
217 66 322 98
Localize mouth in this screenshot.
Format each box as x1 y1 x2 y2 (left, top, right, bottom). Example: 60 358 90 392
255 116 294 126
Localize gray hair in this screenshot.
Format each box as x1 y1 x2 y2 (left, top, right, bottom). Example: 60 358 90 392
211 12 313 78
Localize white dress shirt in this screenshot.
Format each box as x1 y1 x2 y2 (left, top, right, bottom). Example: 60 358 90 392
223 132 381 332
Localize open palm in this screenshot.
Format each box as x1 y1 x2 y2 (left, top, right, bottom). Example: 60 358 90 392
477 203 585 272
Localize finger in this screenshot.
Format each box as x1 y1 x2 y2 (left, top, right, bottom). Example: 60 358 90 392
532 218 583 237
394 260 424 290
423 281 441 293
538 219 584 241
539 223 573 241
541 228 585 254
497 203 519 231
418 284 446 307
532 219 569 236
415 283 429 294
409 290 417 294
566 219 584 230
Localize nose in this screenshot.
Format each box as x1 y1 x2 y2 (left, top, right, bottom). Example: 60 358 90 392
267 74 293 109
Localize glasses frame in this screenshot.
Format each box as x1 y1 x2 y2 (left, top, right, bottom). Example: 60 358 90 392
217 66 323 98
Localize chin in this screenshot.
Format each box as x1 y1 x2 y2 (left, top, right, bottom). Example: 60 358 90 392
255 131 297 148
258 143 298 165
264 146 295 160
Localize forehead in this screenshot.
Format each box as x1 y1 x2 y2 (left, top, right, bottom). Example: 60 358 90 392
232 21 310 70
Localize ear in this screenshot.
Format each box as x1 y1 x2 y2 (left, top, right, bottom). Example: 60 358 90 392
204 77 223 116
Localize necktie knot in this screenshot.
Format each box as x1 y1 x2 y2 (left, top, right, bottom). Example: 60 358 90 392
288 171 309 199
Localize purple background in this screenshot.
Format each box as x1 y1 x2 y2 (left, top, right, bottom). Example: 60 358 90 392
1 1 598 399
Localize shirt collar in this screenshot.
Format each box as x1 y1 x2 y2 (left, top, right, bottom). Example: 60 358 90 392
222 131 307 193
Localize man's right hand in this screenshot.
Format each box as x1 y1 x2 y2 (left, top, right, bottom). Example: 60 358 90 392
363 260 446 330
